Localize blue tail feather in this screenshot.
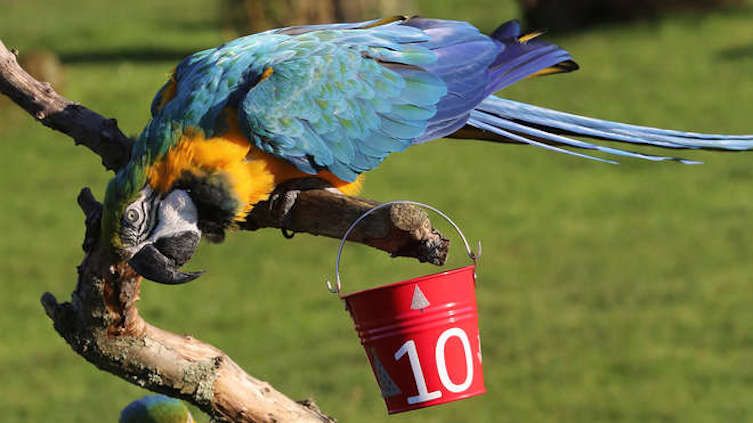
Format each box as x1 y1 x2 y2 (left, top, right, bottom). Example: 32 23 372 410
468 115 619 164
463 96 753 163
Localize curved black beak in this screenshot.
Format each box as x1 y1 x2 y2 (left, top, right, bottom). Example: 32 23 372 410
128 231 203 285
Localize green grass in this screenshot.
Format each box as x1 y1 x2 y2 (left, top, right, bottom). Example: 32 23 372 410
2 1 753 421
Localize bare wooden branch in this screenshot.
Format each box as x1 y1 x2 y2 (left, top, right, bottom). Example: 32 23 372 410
1 36 449 422
41 190 334 422
245 179 449 265
0 40 132 171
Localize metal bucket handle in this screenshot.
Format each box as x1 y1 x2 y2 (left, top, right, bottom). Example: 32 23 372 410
326 200 482 295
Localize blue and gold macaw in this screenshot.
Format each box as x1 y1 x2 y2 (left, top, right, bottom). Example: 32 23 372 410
103 17 753 284
119 395 194 423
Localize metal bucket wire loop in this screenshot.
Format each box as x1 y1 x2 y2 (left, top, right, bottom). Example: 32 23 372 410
326 200 482 295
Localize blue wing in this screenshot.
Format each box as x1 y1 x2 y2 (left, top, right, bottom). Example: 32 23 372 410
236 18 574 181
238 21 446 181
140 17 576 178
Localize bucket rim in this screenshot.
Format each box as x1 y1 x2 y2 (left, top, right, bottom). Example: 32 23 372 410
340 264 476 300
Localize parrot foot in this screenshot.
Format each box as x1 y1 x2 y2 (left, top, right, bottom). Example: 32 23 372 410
270 189 300 239
268 177 340 239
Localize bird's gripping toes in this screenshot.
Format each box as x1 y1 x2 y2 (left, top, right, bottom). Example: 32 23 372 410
102 16 753 285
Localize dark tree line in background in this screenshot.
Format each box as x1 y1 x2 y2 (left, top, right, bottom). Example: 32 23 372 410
520 0 744 32
221 0 410 34
12 0 740 103
222 0 745 34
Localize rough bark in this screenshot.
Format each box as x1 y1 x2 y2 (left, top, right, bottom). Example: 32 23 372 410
41 189 334 422
0 39 450 421
245 181 449 265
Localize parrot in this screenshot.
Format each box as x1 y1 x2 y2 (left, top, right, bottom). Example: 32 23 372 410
101 16 753 285
119 395 195 423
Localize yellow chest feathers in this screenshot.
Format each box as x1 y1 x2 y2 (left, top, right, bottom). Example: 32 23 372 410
146 124 363 222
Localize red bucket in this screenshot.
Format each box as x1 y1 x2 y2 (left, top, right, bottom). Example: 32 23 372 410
328 201 485 414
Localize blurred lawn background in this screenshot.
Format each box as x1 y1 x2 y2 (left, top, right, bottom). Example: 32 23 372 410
2 0 753 421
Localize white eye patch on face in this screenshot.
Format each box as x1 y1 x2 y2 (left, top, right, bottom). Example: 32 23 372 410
123 189 199 257
146 189 199 244
125 188 204 285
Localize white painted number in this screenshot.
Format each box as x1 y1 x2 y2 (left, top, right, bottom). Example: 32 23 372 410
435 328 474 393
394 340 442 404
394 327 475 404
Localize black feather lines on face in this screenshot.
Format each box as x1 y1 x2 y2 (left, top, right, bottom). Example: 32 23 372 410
173 171 239 243
121 188 157 247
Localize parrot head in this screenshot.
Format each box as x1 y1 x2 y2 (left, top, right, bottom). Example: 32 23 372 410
103 161 203 285
119 394 195 423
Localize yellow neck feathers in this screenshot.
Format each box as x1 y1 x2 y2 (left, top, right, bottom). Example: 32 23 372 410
146 116 363 222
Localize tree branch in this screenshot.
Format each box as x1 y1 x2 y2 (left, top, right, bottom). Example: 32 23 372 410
0 40 132 171
1 38 450 421
41 189 334 422
245 180 449 265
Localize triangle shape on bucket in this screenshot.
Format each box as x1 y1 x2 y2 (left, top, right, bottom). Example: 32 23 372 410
370 348 401 398
410 285 431 310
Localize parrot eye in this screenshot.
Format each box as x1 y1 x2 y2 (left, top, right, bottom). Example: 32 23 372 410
125 208 141 224
123 204 146 228
120 188 158 247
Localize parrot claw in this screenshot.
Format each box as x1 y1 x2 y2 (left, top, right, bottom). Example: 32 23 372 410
269 189 300 239
268 177 339 239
